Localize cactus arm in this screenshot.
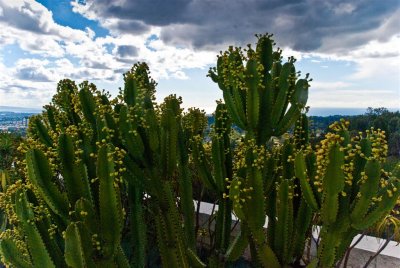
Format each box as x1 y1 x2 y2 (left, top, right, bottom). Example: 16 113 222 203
192 139 217 190
123 74 137 107
294 153 319 210
214 198 232 253
258 73 273 144
211 135 225 192
104 114 120 145
245 58 261 130
263 155 276 196
97 145 122 259
26 149 69 220
222 90 246 130
290 79 309 109
15 192 56 268
271 62 293 125
229 177 245 219
333 229 358 264
208 69 219 83
256 34 273 72
157 183 190 268
119 106 144 162
58 133 75 182
225 226 249 261
18 194 66 259
187 248 206 268
231 86 247 129
294 114 309 148
274 179 290 262
213 55 245 129
306 152 322 205
0 238 32 268
266 185 277 247
306 259 318 268
74 198 98 234
59 134 89 205
160 96 182 177
350 159 381 221
78 87 97 129
154 211 180 268
285 186 294 262
177 128 196 249
141 95 160 153
22 222 51 264
211 103 231 192
75 161 94 207
128 183 146 268
257 243 281 268
350 138 372 200
65 222 96 268
321 144 345 224
80 132 97 176
291 198 313 259
271 61 282 103
96 115 107 141
32 117 53 147
352 179 400 230
45 105 58 132
274 105 301 136
34 216 66 268
228 50 248 128
318 230 336 267
216 56 228 91
246 167 266 231
115 246 131 268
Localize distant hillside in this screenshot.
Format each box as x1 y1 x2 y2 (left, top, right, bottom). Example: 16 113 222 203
308 107 399 117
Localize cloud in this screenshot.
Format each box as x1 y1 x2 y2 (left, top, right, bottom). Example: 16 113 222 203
71 0 399 53
311 81 354 91
116 45 138 58
0 0 87 41
0 0 398 110
309 87 399 108
15 67 52 82
0 0 88 57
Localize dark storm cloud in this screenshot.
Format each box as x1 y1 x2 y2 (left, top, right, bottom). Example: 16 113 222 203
83 0 190 25
116 45 139 60
15 67 52 82
112 20 150 34
78 0 399 53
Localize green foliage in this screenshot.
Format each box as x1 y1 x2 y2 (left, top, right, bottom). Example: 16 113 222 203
310 108 400 157
0 34 398 268
0 132 22 171
294 120 400 267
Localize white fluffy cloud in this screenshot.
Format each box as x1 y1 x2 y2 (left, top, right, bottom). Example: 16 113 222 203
0 0 220 108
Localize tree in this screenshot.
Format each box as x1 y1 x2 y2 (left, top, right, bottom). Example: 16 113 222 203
0 132 22 170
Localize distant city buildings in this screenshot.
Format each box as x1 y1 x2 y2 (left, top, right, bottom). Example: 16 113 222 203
0 112 34 135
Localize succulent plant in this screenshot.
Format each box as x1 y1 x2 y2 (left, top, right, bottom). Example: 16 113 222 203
294 121 400 267
0 34 398 268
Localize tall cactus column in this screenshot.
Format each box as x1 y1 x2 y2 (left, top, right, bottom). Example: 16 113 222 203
208 33 311 267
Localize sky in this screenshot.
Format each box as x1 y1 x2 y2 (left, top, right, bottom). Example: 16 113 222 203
0 0 399 114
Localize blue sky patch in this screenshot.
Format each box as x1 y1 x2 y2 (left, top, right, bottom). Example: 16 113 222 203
36 0 109 37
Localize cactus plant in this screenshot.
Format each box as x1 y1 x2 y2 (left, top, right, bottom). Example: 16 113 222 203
294 121 400 267
208 34 311 145
0 34 398 268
